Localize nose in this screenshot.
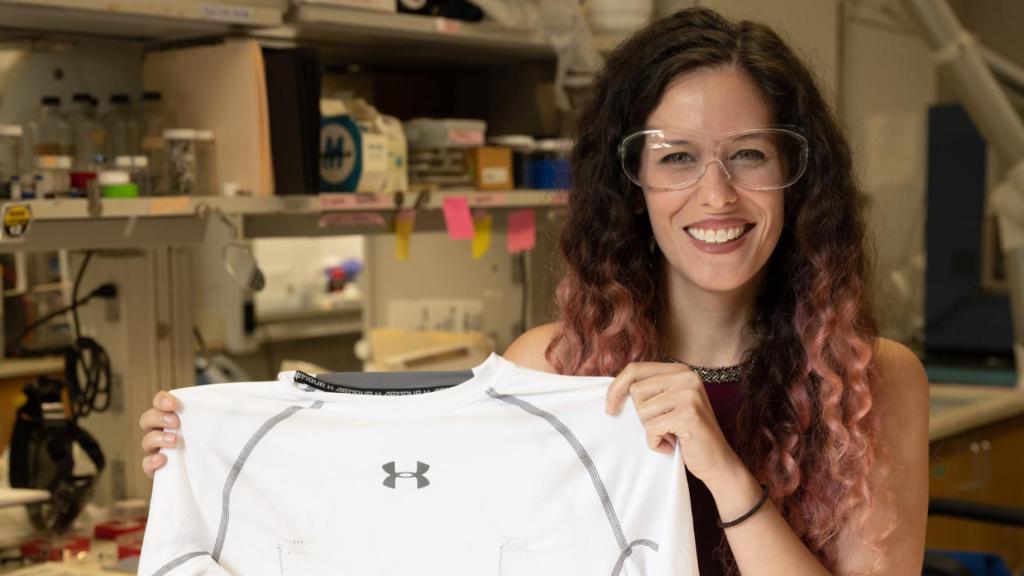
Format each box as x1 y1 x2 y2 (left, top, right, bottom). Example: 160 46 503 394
694 159 739 208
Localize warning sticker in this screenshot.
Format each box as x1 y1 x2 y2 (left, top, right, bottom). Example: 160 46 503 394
2 204 32 239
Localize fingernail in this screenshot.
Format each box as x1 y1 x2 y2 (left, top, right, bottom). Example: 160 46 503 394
162 415 175 426
163 433 176 444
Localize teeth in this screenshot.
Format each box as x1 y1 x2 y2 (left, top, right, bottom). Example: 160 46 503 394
686 225 748 244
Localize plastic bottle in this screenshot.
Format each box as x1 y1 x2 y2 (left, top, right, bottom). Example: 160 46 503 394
0 124 23 199
26 96 71 159
35 155 72 198
68 94 107 197
69 93 108 170
114 155 151 197
104 94 140 160
140 92 171 196
98 170 138 198
140 92 168 146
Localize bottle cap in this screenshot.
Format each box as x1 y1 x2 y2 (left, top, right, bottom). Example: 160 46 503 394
98 170 131 186
163 129 197 140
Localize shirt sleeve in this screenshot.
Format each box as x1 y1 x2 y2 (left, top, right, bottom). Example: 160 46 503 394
137 396 231 576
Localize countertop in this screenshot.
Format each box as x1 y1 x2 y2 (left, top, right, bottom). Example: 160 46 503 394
929 383 1024 442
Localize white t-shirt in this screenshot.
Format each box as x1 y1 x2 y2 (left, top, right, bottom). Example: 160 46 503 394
139 353 699 575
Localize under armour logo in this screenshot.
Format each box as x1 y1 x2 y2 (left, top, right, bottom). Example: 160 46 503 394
382 461 430 489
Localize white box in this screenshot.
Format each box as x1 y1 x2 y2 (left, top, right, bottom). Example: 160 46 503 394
294 0 395 12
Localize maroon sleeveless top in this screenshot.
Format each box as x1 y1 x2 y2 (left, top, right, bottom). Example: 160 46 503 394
689 378 743 576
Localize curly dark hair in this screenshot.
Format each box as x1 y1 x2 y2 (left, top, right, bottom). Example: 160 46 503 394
547 7 892 573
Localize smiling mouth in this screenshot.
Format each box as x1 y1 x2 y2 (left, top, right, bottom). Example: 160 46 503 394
683 223 755 244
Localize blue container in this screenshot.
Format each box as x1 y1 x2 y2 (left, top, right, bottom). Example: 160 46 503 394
530 139 572 190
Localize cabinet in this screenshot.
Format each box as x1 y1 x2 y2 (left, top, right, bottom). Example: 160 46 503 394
928 414 1024 569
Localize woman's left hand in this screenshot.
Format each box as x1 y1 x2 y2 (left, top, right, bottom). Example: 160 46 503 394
605 362 743 490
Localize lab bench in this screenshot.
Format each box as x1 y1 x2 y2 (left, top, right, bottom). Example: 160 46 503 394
927 384 1024 570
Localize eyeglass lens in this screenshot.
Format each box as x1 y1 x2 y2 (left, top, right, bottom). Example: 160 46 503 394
622 129 806 190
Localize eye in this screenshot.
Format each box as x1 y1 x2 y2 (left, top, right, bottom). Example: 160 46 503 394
730 149 768 163
658 151 696 165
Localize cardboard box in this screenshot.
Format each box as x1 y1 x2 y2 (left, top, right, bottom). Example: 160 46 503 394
469 146 513 190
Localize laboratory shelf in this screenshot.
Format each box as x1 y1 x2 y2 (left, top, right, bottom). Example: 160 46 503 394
253 4 554 63
0 190 566 252
0 0 285 41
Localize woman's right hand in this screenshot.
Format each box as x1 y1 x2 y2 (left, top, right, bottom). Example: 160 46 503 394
138 390 180 478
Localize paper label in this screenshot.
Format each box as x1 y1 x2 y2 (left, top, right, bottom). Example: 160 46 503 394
149 197 192 215
482 167 509 185
319 193 394 210
472 212 492 260
200 4 254 23
442 196 474 240
507 209 536 253
317 212 387 228
471 193 507 206
1 204 32 239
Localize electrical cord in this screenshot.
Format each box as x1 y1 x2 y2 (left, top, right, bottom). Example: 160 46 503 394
65 337 111 419
9 283 116 355
65 250 111 418
71 250 94 340
10 251 116 420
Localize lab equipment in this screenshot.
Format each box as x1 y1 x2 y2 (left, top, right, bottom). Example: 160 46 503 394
163 128 198 195
26 95 71 158
98 169 138 198
68 92 107 172
114 155 151 196
104 93 139 159
320 98 388 193
34 155 72 198
0 124 23 198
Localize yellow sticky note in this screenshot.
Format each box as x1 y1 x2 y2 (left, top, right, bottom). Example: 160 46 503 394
471 212 493 260
395 210 415 261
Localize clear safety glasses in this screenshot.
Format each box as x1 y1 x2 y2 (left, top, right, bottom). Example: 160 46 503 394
618 126 809 191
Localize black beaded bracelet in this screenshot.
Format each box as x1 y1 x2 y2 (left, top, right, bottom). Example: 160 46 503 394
717 484 770 529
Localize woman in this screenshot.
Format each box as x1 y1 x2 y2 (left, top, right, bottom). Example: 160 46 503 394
140 8 928 575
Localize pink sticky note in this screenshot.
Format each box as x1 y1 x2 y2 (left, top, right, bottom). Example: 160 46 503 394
443 196 474 240
507 209 536 253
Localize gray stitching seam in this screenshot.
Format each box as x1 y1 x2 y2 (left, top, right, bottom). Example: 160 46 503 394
486 387 658 576
612 539 660 575
210 400 324 562
151 551 210 576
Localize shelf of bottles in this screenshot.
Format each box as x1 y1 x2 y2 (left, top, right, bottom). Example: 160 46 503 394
0 189 567 252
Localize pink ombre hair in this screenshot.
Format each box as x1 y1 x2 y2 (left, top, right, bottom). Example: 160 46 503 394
544 7 895 572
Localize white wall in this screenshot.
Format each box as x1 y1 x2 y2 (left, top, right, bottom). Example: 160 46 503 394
842 1 937 345
699 0 842 105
